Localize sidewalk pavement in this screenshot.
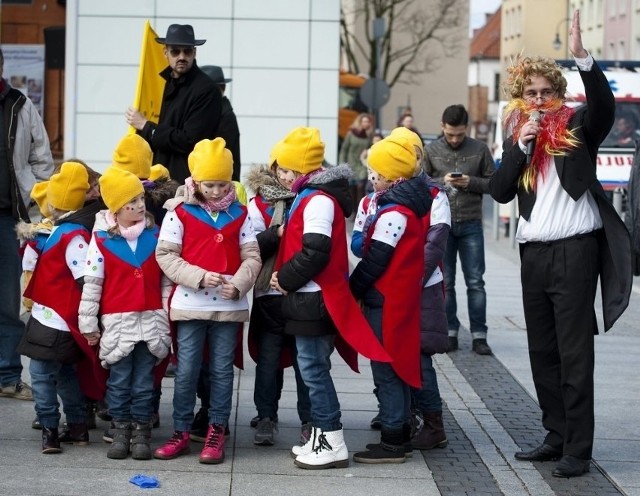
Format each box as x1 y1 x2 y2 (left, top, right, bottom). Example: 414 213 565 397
1 222 638 495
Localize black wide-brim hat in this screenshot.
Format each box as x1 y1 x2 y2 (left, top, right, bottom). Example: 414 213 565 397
155 24 206 46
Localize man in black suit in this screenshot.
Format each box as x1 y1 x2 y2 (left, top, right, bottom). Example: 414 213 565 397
490 9 632 478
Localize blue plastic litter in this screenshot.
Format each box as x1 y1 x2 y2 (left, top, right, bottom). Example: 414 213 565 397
129 474 160 489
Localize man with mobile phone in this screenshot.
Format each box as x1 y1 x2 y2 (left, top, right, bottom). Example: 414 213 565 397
423 105 495 355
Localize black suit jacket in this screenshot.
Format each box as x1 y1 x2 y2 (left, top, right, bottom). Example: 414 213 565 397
490 60 632 332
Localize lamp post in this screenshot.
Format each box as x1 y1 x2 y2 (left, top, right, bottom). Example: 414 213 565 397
552 17 571 54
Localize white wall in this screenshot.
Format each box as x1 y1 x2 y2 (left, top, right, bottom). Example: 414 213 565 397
64 0 341 177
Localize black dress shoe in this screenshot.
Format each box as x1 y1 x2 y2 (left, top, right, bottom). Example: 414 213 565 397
515 444 562 461
447 337 458 352
552 455 590 478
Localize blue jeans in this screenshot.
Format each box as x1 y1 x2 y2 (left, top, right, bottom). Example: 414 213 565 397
106 342 156 423
295 334 341 431
365 306 411 430
254 331 311 422
412 353 442 413
30 358 85 429
0 213 25 386
444 219 488 338
173 320 238 431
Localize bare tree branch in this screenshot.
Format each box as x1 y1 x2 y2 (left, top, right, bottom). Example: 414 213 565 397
340 0 466 88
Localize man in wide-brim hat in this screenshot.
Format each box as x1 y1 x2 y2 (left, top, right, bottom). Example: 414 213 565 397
125 24 222 184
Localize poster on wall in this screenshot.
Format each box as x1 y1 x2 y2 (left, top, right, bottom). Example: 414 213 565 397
1 44 46 117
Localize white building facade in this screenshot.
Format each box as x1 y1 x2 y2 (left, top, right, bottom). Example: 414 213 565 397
64 0 341 175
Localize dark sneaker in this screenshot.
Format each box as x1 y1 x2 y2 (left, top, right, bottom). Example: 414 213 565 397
164 361 177 378
254 417 277 446
151 411 160 429
250 414 278 428
190 407 209 441
370 412 382 430
32 416 42 430
102 424 114 443
96 400 112 422
0 380 33 400
447 337 459 352
472 339 492 355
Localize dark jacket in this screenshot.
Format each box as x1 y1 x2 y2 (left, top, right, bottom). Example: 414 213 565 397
140 62 222 184
217 96 241 181
627 139 640 275
490 61 632 332
424 135 495 223
278 166 352 335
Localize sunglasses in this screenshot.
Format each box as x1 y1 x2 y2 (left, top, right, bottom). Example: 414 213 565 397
168 47 195 57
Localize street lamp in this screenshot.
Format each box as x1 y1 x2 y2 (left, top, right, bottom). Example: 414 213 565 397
552 17 571 51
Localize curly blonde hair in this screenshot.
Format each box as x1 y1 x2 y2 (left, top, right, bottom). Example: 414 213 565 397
503 56 567 100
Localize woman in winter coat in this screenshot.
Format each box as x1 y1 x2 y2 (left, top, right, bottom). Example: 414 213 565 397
339 113 375 212
153 138 261 465
79 166 171 461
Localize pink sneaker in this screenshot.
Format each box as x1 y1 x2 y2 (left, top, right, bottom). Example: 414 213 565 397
199 424 225 464
153 431 190 460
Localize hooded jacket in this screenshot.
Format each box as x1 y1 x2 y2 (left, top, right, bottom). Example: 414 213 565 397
0 80 53 220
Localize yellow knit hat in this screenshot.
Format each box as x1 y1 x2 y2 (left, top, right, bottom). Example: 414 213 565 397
99 166 145 213
269 140 284 169
47 162 89 212
390 126 424 154
367 135 417 181
188 138 233 182
30 181 51 218
149 164 170 182
277 127 325 174
112 134 152 179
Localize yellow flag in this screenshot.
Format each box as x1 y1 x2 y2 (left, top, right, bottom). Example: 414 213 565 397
130 20 166 134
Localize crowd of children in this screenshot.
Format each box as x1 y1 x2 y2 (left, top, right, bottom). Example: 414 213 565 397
14 124 451 470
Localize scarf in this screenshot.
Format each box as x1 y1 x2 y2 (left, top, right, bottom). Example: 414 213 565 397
106 211 146 241
291 169 324 194
503 98 579 192
254 183 296 292
185 177 237 213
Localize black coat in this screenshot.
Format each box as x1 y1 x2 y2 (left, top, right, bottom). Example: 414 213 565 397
217 96 241 181
140 62 222 184
490 61 632 331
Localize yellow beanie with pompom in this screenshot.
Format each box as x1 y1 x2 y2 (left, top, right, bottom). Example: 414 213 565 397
188 138 233 182
47 162 89 212
99 167 145 213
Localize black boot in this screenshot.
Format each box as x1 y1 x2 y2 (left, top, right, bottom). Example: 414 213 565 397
42 427 62 454
107 421 131 459
412 411 448 450
354 428 406 464
85 400 97 429
130 421 152 460
59 422 89 445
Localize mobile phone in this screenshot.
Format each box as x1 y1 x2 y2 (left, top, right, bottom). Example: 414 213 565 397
450 172 463 177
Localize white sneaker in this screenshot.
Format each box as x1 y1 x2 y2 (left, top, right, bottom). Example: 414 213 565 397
294 428 349 470
290 425 316 458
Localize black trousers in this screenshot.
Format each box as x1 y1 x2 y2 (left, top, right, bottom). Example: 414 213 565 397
520 232 599 460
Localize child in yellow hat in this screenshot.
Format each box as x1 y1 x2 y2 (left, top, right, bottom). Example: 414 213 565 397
154 137 261 465
268 127 390 470
348 135 435 464
241 141 311 447
77 166 171 461
16 162 94 455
